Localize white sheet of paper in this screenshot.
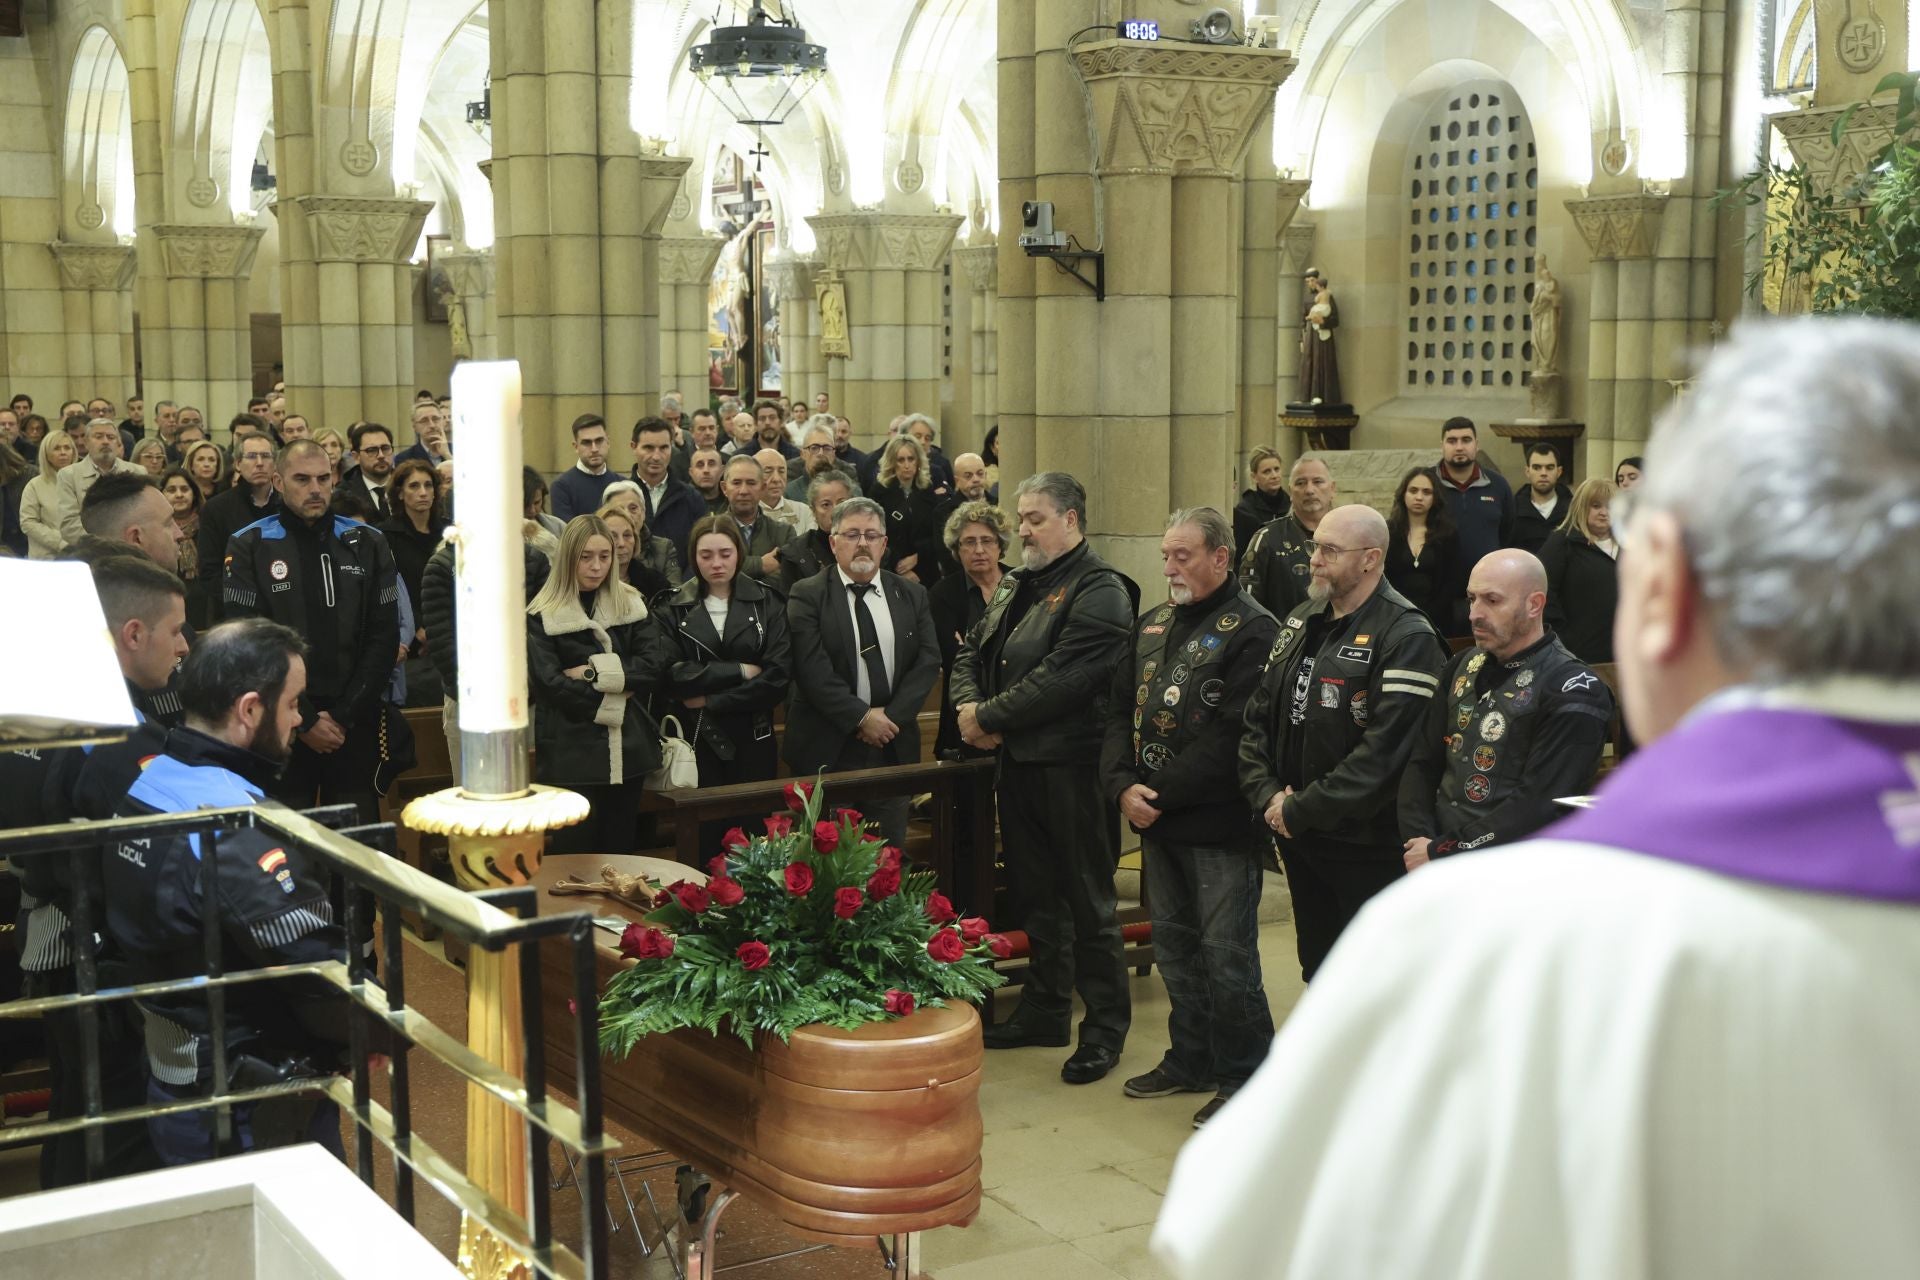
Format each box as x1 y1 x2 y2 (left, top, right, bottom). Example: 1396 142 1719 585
0 559 139 743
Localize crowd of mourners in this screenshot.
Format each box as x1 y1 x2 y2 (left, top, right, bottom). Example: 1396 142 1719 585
0 377 1638 1175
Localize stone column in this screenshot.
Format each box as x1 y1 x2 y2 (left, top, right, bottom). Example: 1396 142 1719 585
147 225 266 419
48 244 138 393
659 235 724 409
804 212 963 449
440 247 497 362
277 195 432 429
953 241 998 458
1274 218 1315 444
1239 175 1310 466
1566 194 1665 475
763 254 817 413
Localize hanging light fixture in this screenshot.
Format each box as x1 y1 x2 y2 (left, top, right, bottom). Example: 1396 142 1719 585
688 2 827 167
465 82 491 140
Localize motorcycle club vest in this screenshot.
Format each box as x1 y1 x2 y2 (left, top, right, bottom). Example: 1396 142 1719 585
1130 588 1268 775
1437 635 1596 834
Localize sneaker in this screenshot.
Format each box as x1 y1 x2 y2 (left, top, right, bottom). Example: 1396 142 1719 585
1122 1067 1215 1100
1192 1092 1234 1129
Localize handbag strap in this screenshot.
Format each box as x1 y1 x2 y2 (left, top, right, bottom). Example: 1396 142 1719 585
659 713 685 740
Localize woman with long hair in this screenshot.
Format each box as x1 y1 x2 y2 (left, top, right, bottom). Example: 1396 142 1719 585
1384 465 1467 638
871 434 943 587
158 465 207 623
598 504 672 602
526 515 664 854
313 428 349 482
382 458 448 706
182 440 226 501
1233 446 1292 557
1539 476 1620 663
19 430 77 558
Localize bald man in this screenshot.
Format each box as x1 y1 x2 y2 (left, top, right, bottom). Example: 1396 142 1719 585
755 447 810 528
1238 504 1447 981
1397 550 1613 870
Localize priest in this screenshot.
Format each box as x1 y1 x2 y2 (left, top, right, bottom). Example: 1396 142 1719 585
1154 318 1920 1278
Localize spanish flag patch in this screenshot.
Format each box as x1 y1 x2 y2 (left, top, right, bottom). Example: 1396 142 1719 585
257 849 288 874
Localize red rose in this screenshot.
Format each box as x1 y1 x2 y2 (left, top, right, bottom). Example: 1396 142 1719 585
878 845 903 873
784 862 815 895
813 820 840 853
883 989 916 1017
707 854 730 876
620 924 675 960
721 827 750 851
833 887 864 919
986 933 1012 959
670 881 711 914
834 806 864 827
924 892 957 924
765 814 794 838
783 780 813 811
736 940 772 971
958 916 989 943
866 864 901 901
708 875 745 907
927 929 966 963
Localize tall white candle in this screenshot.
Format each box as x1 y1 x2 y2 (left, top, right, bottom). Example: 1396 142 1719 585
450 361 529 734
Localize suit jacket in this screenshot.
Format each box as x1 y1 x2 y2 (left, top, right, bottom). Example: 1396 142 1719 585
341 467 392 522
783 568 939 776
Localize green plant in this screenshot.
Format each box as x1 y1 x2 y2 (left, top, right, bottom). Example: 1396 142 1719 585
600 778 1007 1052
1715 71 1920 318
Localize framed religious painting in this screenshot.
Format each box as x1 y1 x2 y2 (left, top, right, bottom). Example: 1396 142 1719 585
708 219 749 396
424 234 452 323
755 224 781 396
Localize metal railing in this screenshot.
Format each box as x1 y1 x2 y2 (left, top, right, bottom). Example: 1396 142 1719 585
0 800 614 1280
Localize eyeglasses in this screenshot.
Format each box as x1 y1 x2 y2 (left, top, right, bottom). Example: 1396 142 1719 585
359 443 394 455
802 443 834 454
239 451 275 464
833 530 885 544
957 536 1000 551
1304 540 1380 559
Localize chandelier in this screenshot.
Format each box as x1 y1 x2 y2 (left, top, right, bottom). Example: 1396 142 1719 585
688 2 828 134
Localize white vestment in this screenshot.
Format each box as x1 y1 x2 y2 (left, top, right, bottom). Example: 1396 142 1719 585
1154 842 1920 1279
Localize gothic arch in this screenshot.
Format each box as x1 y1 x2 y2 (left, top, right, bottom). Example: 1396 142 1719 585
64 24 134 239
171 0 273 219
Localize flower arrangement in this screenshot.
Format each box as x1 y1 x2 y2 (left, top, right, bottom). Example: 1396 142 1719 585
600 779 1008 1052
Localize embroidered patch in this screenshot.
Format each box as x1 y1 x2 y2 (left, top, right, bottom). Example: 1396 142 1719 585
1337 645 1372 664
1141 661 1158 682
1353 634 1371 645
1480 711 1507 742
1464 773 1493 803
1457 707 1472 729
1349 690 1370 726
1169 663 1191 684
1201 633 1223 650
1512 688 1533 709
1217 613 1242 632
1199 678 1225 708
1142 625 1166 635
1151 710 1178 736
1287 616 1305 630
1452 674 1468 698
1516 669 1535 688
257 849 287 873
1467 652 1487 674
275 869 295 894
1164 686 1182 707
1152 605 1174 625
269 559 289 582
1563 671 1599 693
1472 744 1497 771
1136 684 1151 707
1142 743 1173 770
1319 681 1343 708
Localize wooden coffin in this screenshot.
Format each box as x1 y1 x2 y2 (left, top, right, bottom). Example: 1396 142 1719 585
535 866 983 1246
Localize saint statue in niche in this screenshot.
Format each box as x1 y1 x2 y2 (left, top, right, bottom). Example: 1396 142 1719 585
1297 272 1342 408
1531 256 1562 375
817 270 851 359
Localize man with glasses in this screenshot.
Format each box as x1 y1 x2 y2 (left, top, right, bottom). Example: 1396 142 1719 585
784 496 940 848
1239 455 1337 619
341 422 396 520
396 400 450 466
785 419 859 501
198 432 283 618
1238 503 1446 983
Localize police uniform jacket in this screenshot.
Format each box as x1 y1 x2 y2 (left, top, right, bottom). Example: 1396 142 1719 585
1238 513 1316 620
223 511 399 734
950 540 1135 764
1239 580 1447 849
105 727 348 1087
655 573 791 763
1397 632 1613 855
527 582 665 787
1099 580 1277 850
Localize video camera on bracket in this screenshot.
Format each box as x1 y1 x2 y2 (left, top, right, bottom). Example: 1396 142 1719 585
1018 201 1069 256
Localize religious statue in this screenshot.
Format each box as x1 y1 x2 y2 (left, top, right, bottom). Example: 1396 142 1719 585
817 270 851 359
1531 256 1562 376
445 292 472 361
1297 272 1342 408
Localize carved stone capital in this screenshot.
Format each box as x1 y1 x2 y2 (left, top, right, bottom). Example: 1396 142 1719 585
150 224 266 279
953 243 998 294
292 195 434 264
761 254 816 300
1565 192 1667 260
660 235 726 286
48 242 136 292
805 213 964 273
1274 179 1311 240
439 247 494 298
636 156 693 237
1279 220 1316 275
1773 100 1900 200
1070 39 1296 176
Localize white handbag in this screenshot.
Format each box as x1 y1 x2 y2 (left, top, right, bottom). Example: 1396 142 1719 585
648 713 700 792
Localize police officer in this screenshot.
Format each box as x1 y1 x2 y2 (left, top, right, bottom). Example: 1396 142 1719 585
223 439 398 821
104 619 354 1165
1398 550 1614 868
1239 504 1447 982
1238 455 1336 619
1099 508 1278 1129
952 472 1136 1083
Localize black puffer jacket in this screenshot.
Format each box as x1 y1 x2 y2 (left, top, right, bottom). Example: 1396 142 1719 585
421 540 553 692
654 573 792 760
527 584 665 786
1232 486 1291 560
950 540 1137 764
1539 529 1618 663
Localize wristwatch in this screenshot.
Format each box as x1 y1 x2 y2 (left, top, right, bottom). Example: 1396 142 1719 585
579 669 597 689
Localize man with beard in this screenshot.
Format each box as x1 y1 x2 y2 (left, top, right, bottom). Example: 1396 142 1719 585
223 440 398 821
1435 418 1514 566
779 470 851 592
1398 550 1612 870
832 415 865 473
634 416 708 557
1510 443 1571 554
1100 507 1279 1128
338 423 395 520
784 496 941 848
1238 456 1337 619
105 618 358 1166
721 454 793 581
751 398 800 462
57 417 145 542
952 472 1137 1083
1238 503 1446 982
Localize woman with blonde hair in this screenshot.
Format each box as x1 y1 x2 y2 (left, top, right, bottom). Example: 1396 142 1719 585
597 504 672 601
1233 446 1292 557
19 430 77 558
313 428 348 481
1538 476 1619 663
131 437 168 477
871 434 943 587
526 515 665 854
182 439 226 501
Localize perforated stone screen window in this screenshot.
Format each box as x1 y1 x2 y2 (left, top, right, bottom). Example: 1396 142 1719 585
1404 82 1539 395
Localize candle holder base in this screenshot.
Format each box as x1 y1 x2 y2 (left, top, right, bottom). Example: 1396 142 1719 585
401 783 592 840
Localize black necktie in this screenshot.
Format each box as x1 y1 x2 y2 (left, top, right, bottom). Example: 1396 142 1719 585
849 581 891 706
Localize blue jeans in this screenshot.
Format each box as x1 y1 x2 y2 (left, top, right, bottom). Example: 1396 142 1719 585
1142 837 1274 1091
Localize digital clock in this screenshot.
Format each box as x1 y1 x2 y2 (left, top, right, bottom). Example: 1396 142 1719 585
1116 19 1161 41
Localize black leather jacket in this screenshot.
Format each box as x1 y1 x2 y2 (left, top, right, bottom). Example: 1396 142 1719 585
950 540 1135 764
1237 512 1315 621
654 574 792 758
